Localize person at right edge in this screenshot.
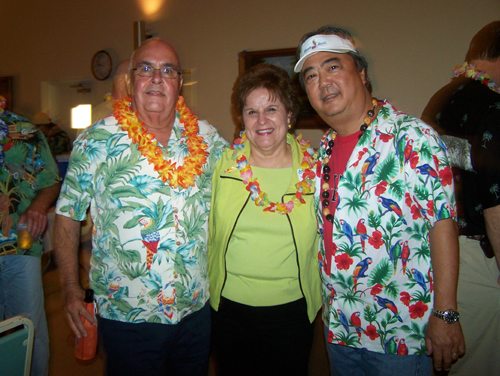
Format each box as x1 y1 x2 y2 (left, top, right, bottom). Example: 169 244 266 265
422 21 500 376
295 25 465 375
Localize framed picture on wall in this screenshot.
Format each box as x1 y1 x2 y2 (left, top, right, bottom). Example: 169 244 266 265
0 76 13 111
238 48 328 132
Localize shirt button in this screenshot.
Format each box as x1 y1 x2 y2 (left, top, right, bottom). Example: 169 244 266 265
176 241 181 246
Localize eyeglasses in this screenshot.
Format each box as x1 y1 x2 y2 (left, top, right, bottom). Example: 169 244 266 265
131 64 181 79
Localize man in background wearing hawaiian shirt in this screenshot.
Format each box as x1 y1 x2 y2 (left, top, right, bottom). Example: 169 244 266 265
0 98 61 376
422 21 500 376
32 112 72 156
294 26 465 375
54 39 227 376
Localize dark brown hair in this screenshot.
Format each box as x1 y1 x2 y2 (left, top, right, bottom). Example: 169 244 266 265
465 21 500 62
232 63 300 127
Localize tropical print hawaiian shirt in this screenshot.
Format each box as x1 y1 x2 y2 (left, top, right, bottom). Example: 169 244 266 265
438 80 500 236
316 100 456 355
0 110 61 257
46 127 72 156
56 112 228 324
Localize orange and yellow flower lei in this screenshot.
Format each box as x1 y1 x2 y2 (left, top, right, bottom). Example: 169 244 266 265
113 96 208 189
230 131 316 214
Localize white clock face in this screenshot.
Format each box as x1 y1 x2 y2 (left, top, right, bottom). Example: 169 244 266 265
92 51 112 80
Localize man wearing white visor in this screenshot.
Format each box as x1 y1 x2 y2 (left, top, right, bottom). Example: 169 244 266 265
295 26 465 375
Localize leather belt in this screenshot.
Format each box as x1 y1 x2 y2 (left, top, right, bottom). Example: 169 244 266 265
466 235 484 241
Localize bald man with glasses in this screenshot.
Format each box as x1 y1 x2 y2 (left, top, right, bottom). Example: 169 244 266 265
54 39 228 376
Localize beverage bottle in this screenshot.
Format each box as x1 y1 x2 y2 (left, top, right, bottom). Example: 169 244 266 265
16 222 34 250
74 289 97 360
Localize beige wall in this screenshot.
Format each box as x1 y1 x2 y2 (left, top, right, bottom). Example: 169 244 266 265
1 0 499 142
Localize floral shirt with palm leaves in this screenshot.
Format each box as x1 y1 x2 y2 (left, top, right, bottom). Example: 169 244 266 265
316 100 455 355
56 112 228 324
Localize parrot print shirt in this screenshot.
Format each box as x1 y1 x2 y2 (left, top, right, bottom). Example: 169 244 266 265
316 100 455 355
56 112 228 324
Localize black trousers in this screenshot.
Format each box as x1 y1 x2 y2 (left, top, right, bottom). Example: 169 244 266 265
98 303 211 376
211 297 313 376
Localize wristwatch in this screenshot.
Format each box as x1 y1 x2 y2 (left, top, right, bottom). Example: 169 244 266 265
431 308 460 324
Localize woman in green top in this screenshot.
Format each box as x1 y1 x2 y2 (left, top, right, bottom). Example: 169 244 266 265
208 63 321 376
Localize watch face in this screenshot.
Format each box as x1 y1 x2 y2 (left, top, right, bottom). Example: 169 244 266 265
91 51 112 81
445 309 460 323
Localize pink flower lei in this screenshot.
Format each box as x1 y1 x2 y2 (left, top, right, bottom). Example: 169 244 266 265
453 62 500 94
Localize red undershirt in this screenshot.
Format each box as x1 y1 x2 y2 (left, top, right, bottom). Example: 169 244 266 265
322 131 361 276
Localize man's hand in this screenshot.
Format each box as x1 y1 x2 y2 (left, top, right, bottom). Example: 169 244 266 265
62 283 96 338
425 315 465 372
54 215 93 338
484 205 500 282
18 204 48 238
18 182 61 237
427 219 465 371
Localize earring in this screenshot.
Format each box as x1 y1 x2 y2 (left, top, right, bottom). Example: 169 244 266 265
288 123 291 129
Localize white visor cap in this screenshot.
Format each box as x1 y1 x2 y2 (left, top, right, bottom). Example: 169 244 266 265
294 34 357 73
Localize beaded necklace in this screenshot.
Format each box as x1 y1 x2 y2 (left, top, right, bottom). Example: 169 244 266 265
229 132 316 214
321 98 378 222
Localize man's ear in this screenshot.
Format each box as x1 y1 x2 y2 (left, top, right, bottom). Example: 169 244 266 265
125 72 133 95
360 69 367 86
179 76 184 95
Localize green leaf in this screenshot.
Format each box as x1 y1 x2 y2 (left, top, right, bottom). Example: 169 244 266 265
121 263 149 280
380 107 391 119
92 281 108 296
112 186 144 199
125 307 146 322
368 210 381 228
63 175 83 194
123 200 146 210
384 281 399 299
86 128 114 141
147 315 162 323
374 154 398 184
419 141 433 161
388 180 405 200
109 297 133 314
147 288 160 298
344 195 370 217
117 249 142 264
368 258 392 286
386 221 393 233
400 325 413 333
411 321 421 335
364 305 377 323
414 185 429 201
123 215 144 229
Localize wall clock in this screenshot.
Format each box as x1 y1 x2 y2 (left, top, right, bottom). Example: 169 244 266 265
91 50 112 81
